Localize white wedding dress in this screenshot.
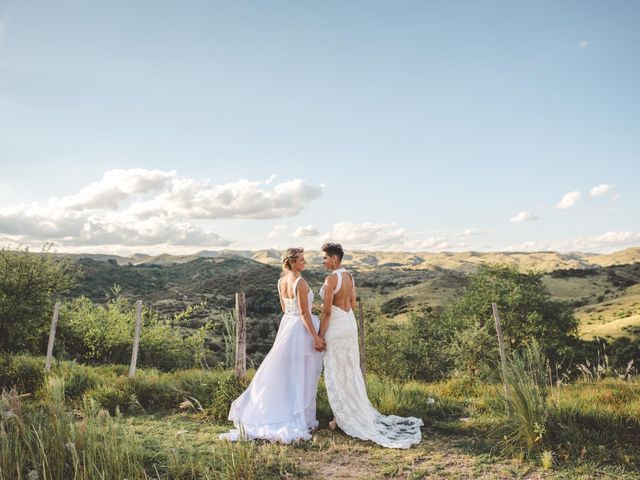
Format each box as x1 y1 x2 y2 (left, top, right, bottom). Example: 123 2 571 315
220 276 324 443
321 268 423 449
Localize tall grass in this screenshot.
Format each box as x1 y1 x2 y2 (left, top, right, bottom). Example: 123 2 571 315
221 310 237 369
498 341 550 455
0 377 145 480
1 373 302 479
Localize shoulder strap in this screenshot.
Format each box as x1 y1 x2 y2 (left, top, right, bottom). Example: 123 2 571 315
334 271 343 294
292 276 304 299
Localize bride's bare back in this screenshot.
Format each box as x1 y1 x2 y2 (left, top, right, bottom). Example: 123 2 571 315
330 271 356 312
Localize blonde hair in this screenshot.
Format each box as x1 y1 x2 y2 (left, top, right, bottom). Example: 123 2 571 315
281 247 304 276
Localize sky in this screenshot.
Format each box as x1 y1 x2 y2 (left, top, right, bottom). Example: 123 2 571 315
0 0 638 255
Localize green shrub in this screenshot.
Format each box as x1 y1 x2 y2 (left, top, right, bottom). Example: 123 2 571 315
0 245 77 353
366 310 454 382
435 375 482 399
0 354 45 394
57 362 104 399
443 264 579 377
86 379 131 414
57 288 206 370
173 368 234 411
127 372 180 413
207 370 247 420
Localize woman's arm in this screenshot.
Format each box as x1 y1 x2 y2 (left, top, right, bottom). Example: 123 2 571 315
319 274 338 339
297 279 325 351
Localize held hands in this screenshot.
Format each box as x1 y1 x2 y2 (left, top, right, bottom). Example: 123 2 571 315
313 335 326 352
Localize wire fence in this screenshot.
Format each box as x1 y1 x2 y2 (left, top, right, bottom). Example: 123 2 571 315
42 293 369 379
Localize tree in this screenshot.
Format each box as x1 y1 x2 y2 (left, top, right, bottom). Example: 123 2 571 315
443 264 578 375
366 307 454 382
0 245 77 353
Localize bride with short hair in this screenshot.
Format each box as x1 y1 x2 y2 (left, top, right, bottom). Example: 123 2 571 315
220 247 325 443
319 242 423 448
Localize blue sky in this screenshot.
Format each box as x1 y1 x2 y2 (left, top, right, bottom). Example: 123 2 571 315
0 1 638 254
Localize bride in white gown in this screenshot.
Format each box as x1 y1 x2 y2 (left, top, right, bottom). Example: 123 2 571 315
318 243 423 449
220 248 325 443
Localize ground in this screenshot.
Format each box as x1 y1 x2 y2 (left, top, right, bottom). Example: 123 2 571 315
128 414 640 479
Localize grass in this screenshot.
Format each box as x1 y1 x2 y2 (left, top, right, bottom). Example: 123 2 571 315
542 270 640 339
1 357 639 479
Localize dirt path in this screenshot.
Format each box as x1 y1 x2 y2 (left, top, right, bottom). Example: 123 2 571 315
288 427 552 479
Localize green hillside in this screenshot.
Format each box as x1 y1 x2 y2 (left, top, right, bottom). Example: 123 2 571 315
67 251 640 342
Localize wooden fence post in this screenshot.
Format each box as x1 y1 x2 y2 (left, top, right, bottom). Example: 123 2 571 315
492 302 511 415
45 301 61 372
129 300 143 378
358 299 366 377
235 292 247 381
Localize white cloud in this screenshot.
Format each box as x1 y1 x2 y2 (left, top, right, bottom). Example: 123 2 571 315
320 222 406 250
578 40 590 48
0 169 324 249
404 236 459 251
56 168 176 210
316 222 464 251
462 228 485 237
556 191 581 209
612 193 622 201
294 225 320 237
589 184 611 197
268 224 288 238
510 211 539 223
504 231 640 253
594 231 638 245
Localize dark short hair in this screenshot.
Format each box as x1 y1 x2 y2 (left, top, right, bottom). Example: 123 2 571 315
321 242 344 261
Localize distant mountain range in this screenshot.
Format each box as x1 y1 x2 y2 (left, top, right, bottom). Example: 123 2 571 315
58 246 640 343
61 246 640 273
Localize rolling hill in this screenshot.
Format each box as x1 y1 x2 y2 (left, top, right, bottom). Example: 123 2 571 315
59 246 640 342
63 247 640 273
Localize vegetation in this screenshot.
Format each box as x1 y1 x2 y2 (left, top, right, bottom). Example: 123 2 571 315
0 374 300 480
0 245 77 353
1 247 639 477
0 357 638 478
57 287 208 370
443 264 579 367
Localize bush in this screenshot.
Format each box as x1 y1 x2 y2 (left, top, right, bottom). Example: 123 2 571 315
127 372 180 413
0 354 46 394
56 361 104 399
0 245 77 353
366 310 455 382
443 264 579 379
380 295 413 316
57 287 206 370
86 379 132 414
207 370 246 420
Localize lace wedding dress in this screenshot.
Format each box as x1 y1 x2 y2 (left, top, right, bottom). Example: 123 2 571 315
321 268 423 449
219 276 324 443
